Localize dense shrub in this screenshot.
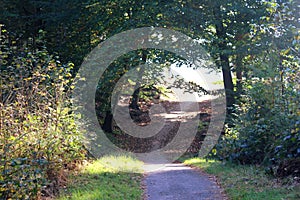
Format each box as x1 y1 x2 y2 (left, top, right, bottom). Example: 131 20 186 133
0 27 85 199
216 76 300 176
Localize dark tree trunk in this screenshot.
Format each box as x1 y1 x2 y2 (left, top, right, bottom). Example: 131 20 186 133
129 50 147 111
102 110 113 133
213 5 235 113
221 54 235 110
129 88 140 110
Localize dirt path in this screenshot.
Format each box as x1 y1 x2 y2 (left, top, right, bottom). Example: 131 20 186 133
142 163 225 200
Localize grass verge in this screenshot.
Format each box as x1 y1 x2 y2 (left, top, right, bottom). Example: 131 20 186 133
184 158 300 200
57 155 144 200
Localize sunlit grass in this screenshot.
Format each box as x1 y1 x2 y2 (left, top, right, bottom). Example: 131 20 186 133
85 155 143 174
184 158 300 200
57 155 143 200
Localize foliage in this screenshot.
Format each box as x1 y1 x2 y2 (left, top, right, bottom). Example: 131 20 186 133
0 0 269 107
0 27 84 199
216 49 299 176
215 0 300 177
217 81 300 165
0 0 87 67
0 0 299 189
95 49 184 132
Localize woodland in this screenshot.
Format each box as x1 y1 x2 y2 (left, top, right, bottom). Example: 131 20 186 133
0 0 299 199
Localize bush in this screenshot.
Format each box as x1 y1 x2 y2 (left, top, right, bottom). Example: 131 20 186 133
0 27 85 199
216 77 300 176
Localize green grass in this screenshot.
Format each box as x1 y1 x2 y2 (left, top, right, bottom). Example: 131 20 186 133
57 155 144 200
184 158 300 200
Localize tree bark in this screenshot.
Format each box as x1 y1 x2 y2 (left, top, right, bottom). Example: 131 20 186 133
129 50 147 111
213 5 235 112
129 88 140 110
102 110 113 133
221 54 235 110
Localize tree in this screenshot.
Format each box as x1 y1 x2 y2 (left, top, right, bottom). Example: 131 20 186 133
216 0 300 174
1 0 267 112
2 0 298 169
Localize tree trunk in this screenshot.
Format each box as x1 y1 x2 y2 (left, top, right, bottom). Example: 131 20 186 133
102 110 113 133
129 88 140 110
129 50 147 111
213 5 235 112
221 54 235 110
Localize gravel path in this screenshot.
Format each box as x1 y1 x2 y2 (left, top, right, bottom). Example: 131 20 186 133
143 163 225 200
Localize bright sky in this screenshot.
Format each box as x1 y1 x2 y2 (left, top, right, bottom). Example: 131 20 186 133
159 63 224 102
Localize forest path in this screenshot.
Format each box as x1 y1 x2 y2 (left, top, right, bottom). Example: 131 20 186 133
115 97 225 199
142 163 226 200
